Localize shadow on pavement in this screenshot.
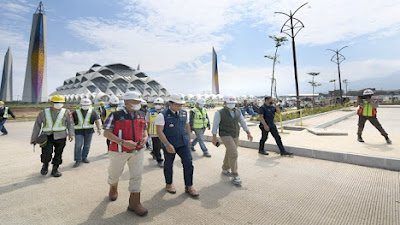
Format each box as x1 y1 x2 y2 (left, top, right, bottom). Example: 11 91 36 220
199 179 247 209
255 155 280 168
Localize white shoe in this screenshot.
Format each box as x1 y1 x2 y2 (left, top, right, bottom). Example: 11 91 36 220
222 169 231 176
231 176 242 185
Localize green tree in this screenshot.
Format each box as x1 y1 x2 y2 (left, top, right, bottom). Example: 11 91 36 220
307 72 321 107
265 35 288 98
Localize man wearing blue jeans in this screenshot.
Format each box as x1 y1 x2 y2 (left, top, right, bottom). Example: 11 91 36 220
156 93 199 197
72 98 101 167
190 98 211 157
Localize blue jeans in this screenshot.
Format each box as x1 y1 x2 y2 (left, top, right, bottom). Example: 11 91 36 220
163 144 193 186
74 133 93 161
192 128 208 153
0 119 7 134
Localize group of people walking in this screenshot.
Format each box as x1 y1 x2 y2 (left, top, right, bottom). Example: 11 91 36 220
21 88 391 217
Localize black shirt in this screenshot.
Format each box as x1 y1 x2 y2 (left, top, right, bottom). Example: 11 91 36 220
259 104 276 126
72 109 100 135
0 107 15 121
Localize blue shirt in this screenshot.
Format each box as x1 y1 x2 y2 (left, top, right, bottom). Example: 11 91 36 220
259 104 276 126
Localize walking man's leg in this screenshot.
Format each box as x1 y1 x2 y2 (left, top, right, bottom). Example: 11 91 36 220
0 119 8 135
220 136 241 184
258 124 269 155
368 117 392 144
270 126 292 156
51 138 66 177
152 137 163 167
74 134 84 167
40 135 54 175
82 133 93 162
357 116 367 142
195 128 210 156
108 151 128 201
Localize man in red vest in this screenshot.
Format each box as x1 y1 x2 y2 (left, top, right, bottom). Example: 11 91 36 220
103 91 149 216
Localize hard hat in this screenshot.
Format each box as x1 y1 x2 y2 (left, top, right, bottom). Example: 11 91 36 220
0 101 4 105
363 89 374 96
109 96 120 105
80 98 92 106
141 99 147 105
99 101 104 106
119 100 125 105
50 95 65 103
224 96 237 104
123 91 142 101
169 93 186 104
154 97 164 104
196 98 206 105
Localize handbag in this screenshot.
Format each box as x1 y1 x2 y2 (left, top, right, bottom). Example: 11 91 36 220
34 133 48 147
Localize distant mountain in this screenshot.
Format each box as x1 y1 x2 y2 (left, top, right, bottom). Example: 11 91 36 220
347 71 400 92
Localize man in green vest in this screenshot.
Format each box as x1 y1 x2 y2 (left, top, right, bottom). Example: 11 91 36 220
0 101 16 135
212 96 253 185
30 95 74 177
98 101 106 123
357 89 392 144
105 95 121 149
72 98 102 167
146 97 165 167
190 98 211 157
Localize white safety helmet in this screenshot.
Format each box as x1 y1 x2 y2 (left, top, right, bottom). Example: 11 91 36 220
80 98 92 106
196 98 206 105
109 96 120 105
154 97 164 104
169 93 186 104
224 96 237 104
363 89 374 96
141 99 148 105
119 100 125 106
123 91 142 101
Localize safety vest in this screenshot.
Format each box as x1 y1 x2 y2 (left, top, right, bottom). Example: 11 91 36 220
106 107 119 119
148 111 160 135
74 108 94 130
3 107 9 118
42 108 67 132
357 100 377 117
192 107 209 129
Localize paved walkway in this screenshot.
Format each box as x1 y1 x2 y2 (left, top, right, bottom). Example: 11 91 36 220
0 122 400 224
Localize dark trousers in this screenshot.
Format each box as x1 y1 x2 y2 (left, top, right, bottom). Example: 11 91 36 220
259 124 285 153
163 144 193 186
41 135 66 166
357 116 388 137
151 137 163 162
0 119 8 134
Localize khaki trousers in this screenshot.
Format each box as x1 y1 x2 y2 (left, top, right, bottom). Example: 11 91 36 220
108 150 144 192
220 136 239 176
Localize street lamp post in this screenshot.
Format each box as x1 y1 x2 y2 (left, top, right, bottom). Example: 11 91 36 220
275 2 308 110
327 46 348 105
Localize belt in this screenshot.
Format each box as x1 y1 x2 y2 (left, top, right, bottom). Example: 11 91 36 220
126 149 142 153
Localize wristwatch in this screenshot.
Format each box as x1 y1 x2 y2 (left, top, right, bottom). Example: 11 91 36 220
119 139 125 145
163 141 170 147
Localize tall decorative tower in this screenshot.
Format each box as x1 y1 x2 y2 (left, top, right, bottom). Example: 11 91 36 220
0 47 13 101
22 1 47 102
212 47 220 94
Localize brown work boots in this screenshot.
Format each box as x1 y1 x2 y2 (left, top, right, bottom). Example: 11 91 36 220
109 184 118 201
127 192 148 216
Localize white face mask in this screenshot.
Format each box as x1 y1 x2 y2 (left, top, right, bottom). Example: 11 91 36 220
131 104 141 111
53 103 64 109
226 103 235 109
198 104 204 108
154 105 163 110
81 105 90 110
0 105 4 109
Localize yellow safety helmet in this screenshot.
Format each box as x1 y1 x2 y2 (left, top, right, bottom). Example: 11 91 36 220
50 95 65 103
0 101 4 105
99 101 104 106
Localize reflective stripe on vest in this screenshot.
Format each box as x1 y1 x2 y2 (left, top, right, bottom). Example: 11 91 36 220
3 107 9 118
74 108 94 130
42 108 67 132
192 107 208 129
148 112 159 135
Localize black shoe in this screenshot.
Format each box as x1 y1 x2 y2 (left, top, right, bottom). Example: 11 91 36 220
191 146 196 151
73 161 81 168
358 136 364 142
258 151 269 155
280 151 293 156
40 164 48 175
51 167 62 177
82 159 90 163
150 152 156 160
386 137 392 144
203 152 212 157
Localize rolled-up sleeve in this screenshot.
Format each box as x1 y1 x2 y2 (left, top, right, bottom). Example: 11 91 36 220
212 111 221 135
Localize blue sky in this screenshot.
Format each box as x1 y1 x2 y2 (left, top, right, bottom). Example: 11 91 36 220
1 0 400 100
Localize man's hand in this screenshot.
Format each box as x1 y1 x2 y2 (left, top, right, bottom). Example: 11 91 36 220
139 137 148 146
96 129 101 135
68 136 74 142
212 136 218 146
166 144 176 153
264 125 270 131
208 126 211 130
30 138 36 144
123 140 137 150
247 132 253 142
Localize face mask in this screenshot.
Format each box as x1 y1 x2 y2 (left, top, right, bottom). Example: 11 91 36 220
53 103 64 109
0 105 4 109
81 105 90 110
198 104 204 108
131 104 141 111
155 105 162 110
226 103 235 109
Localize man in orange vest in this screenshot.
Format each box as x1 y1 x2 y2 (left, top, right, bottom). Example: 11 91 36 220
357 89 391 144
103 91 149 216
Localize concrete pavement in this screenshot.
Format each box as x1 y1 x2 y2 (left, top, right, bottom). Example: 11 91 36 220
0 121 400 224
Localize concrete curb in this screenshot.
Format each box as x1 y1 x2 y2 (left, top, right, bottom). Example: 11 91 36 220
201 134 400 171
